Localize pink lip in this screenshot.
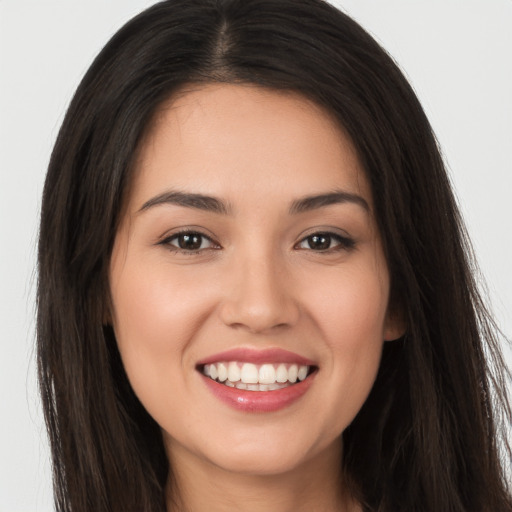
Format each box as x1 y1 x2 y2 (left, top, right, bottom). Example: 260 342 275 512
201 371 316 412
197 348 317 412
196 348 315 366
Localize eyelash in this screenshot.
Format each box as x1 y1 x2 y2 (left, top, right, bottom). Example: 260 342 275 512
159 230 220 255
159 230 355 255
295 232 355 252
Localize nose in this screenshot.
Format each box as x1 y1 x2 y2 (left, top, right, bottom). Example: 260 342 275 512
218 251 300 334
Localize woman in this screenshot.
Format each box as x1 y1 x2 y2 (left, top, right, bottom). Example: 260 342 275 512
37 0 512 510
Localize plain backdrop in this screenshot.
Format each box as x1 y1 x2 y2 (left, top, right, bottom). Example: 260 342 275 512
1 1 511 510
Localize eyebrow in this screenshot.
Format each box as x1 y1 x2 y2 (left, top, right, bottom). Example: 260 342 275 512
139 191 231 215
138 189 369 215
289 190 370 214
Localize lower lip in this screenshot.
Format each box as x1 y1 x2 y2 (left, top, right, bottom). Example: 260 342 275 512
201 373 315 412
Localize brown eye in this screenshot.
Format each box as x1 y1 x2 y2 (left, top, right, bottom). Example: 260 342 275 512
306 234 332 250
177 233 203 250
297 232 355 252
163 231 217 252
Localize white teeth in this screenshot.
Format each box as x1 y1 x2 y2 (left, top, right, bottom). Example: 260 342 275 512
276 364 288 383
288 364 298 383
259 364 276 384
202 361 312 389
227 361 241 382
240 363 259 384
230 382 290 392
217 362 228 382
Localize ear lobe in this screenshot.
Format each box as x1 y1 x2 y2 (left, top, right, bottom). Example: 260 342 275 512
103 310 112 327
383 304 407 341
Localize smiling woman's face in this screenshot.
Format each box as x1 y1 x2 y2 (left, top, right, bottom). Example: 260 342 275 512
109 84 402 479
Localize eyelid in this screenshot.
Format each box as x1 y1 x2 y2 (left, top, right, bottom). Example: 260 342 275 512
156 225 355 254
294 227 356 251
157 225 218 243
158 227 221 253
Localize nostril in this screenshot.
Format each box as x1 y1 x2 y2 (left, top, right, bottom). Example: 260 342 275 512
217 281 300 334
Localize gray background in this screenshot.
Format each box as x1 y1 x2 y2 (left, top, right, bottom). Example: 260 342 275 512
1 1 511 510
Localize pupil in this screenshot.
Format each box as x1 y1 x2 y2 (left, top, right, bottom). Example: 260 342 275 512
179 233 201 250
309 234 330 250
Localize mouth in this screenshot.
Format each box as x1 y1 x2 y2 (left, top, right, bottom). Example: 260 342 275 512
199 361 316 391
196 348 318 412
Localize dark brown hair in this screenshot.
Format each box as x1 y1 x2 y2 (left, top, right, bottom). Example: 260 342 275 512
37 0 512 510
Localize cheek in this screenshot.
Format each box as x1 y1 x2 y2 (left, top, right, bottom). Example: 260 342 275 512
306 263 388 424
311 260 389 342
109 256 215 411
111 254 213 351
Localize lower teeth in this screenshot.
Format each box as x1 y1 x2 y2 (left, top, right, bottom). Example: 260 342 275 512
218 379 292 391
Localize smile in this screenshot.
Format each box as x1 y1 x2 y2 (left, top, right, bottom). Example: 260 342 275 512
202 362 311 391
197 349 317 412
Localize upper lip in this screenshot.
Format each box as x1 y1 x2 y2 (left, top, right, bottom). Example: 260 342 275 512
196 348 316 367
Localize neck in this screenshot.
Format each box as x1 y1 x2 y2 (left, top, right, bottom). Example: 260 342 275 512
165 438 360 512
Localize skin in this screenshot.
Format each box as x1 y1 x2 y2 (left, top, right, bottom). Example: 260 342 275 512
109 84 404 511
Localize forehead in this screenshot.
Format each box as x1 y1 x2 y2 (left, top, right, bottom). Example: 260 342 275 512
128 83 372 213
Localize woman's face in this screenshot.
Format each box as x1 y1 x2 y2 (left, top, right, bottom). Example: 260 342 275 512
109 84 402 477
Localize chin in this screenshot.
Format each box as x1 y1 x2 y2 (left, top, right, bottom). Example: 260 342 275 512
181 425 341 478
208 446 312 477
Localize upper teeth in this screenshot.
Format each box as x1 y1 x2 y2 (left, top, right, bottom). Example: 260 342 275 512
203 362 309 385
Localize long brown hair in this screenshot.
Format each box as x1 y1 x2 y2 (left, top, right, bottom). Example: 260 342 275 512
37 0 512 510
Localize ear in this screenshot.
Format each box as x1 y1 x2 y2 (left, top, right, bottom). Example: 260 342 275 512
103 309 112 327
383 302 407 341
